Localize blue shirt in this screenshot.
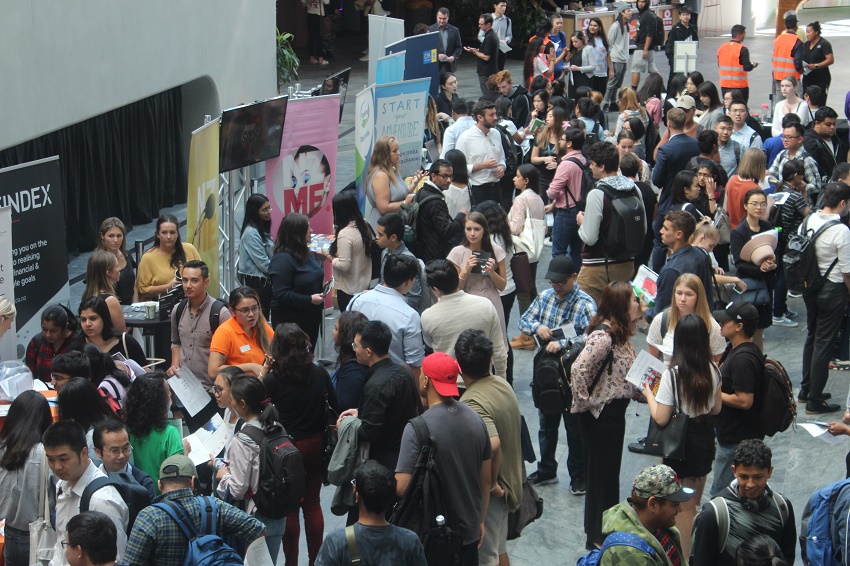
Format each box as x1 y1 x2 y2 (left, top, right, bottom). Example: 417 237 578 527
646 244 714 321
549 31 568 73
238 225 274 277
518 285 597 350
762 135 784 170
347 285 425 367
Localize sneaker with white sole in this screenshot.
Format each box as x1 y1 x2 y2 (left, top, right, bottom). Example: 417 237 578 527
784 309 798 319
772 315 799 328
788 291 802 298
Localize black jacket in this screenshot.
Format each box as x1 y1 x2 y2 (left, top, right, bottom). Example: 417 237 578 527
509 85 531 130
412 181 466 263
803 128 847 183
636 4 656 49
429 23 463 72
664 22 698 61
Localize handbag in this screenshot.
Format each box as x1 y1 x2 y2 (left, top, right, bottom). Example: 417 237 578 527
643 369 689 460
506 470 544 540
320 377 339 486
734 277 770 307
29 451 55 566
511 252 533 294
714 206 731 245
513 196 547 263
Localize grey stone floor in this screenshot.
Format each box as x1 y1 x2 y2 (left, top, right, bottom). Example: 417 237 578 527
62 6 850 563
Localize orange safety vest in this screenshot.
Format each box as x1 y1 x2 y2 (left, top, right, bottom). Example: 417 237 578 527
717 41 748 89
772 32 802 81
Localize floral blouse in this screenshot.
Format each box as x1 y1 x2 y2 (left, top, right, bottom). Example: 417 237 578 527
570 324 638 418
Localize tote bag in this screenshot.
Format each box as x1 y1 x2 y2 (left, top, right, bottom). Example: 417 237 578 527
513 196 547 263
643 370 689 460
29 451 55 566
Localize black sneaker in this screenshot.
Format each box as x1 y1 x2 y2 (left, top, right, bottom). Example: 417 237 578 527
806 400 841 415
570 477 587 496
529 471 559 486
798 391 831 402
627 438 646 454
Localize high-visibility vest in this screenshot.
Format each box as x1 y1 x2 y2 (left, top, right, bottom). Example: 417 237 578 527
772 32 802 81
717 41 748 89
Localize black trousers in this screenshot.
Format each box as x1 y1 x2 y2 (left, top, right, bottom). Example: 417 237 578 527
579 398 629 548
470 182 501 207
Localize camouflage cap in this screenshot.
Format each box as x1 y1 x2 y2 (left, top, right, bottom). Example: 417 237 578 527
632 465 695 502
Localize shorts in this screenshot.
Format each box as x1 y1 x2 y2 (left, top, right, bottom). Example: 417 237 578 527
631 49 658 74
479 494 508 566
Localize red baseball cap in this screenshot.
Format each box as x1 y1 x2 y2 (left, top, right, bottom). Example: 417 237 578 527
422 352 460 397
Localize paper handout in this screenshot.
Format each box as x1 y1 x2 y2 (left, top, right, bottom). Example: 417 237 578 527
626 350 666 394
800 423 847 445
184 414 229 466
167 367 212 417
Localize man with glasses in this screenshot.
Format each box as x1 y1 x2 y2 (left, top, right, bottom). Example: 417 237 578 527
412 159 466 264
64 511 118 566
729 100 762 150
518 255 596 493
93 420 156 501
768 122 822 202
50 351 90 392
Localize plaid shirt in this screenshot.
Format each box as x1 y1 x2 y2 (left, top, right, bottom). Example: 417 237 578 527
518 285 597 350
768 147 822 197
24 333 81 383
124 488 264 566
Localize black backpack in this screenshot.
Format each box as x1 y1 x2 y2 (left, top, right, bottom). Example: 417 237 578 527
564 157 596 212
240 422 306 519
652 12 665 49
644 115 661 167
583 121 604 148
390 416 462 565
755 357 796 437
80 474 152 533
784 215 842 295
401 194 443 246
494 123 521 176
174 298 227 334
596 183 647 263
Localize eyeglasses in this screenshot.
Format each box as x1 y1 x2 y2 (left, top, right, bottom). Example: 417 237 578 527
435 173 453 180
61 541 70 549
748 201 768 209
697 172 713 178
213 385 231 396
103 445 133 456
235 305 260 316
51 373 71 383
781 134 801 140
729 109 747 114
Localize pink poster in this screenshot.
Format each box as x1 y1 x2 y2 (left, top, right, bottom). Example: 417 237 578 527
266 96 341 238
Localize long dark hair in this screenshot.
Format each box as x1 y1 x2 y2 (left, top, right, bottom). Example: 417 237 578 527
329 192 372 258
637 73 664 104
150 214 187 270
697 81 722 112
270 323 313 383
274 213 310 263
587 18 610 51
462 212 496 257
82 343 132 389
227 287 271 356
588 281 636 344
231 375 279 427
516 163 540 194
0 391 52 471
672 171 698 204
79 295 116 341
124 372 170 438
58 377 118 431
474 201 513 254
42 304 80 334
445 150 470 185
241 194 272 240
335 311 367 367
524 37 545 88
670 314 715 415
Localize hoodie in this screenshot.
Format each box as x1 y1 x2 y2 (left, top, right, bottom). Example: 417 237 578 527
508 84 531 130
579 175 644 264
635 1 656 49
599 501 683 566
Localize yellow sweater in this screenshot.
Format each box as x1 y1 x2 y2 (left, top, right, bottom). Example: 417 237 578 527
137 243 201 295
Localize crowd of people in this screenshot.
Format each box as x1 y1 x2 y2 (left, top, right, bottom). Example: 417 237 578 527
3 0 850 564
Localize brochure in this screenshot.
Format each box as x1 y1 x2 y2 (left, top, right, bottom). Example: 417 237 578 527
309 233 335 254
167 366 212 417
632 265 659 303
471 251 492 274
799 422 846 445
626 350 666 394
184 414 229 466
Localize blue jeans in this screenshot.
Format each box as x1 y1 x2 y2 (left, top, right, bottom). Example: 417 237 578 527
552 207 583 270
255 513 286 564
711 441 738 497
3 525 29 566
537 409 584 480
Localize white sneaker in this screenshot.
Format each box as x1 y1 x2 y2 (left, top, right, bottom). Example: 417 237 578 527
543 237 552 247
359 54 369 62
772 316 799 328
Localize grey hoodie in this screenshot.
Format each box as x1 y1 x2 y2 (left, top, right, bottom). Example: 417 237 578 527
579 175 644 263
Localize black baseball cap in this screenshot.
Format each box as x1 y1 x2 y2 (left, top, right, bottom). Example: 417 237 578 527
713 301 759 326
545 256 577 283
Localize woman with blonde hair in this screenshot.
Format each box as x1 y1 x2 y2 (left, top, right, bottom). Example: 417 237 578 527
771 75 810 135
607 87 648 141
423 96 442 155
0 296 15 341
646 273 726 365
365 135 425 229
725 148 767 229
82 251 126 332
530 106 566 195
95 217 136 305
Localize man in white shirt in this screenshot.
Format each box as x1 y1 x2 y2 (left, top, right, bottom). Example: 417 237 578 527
348 254 425 376
729 100 762 150
43 421 129 566
440 98 474 158
421 259 508 378
799 182 850 414
456 100 506 205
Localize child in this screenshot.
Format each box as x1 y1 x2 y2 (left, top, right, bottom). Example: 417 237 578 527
691 219 746 298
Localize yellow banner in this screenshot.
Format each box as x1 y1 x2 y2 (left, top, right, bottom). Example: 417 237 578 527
187 119 220 293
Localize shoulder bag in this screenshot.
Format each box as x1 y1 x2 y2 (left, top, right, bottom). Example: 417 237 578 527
513 194 547 263
643 369 689 460
29 450 56 566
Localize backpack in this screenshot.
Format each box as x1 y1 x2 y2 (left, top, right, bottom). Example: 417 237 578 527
754 357 796 436
174 297 227 334
494 123 521 176
79 474 152 533
652 12 666 50
800 478 850 566
584 121 604 148
784 215 842 295
596 183 647 263
703 489 790 555
389 416 463 565
576 531 656 565
532 324 612 416
401 194 443 246
564 157 596 212
644 116 661 167
154 496 243 566
240 422 306 519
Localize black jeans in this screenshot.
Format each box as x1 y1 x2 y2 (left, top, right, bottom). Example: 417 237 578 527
470 182 501 207
500 291 516 385
801 280 848 400
242 274 272 320
579 398 629 548
537 408 584 480
306 13 323 58
337 290 354 314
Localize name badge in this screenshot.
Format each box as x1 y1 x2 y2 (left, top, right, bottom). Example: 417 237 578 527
240 344 252 353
